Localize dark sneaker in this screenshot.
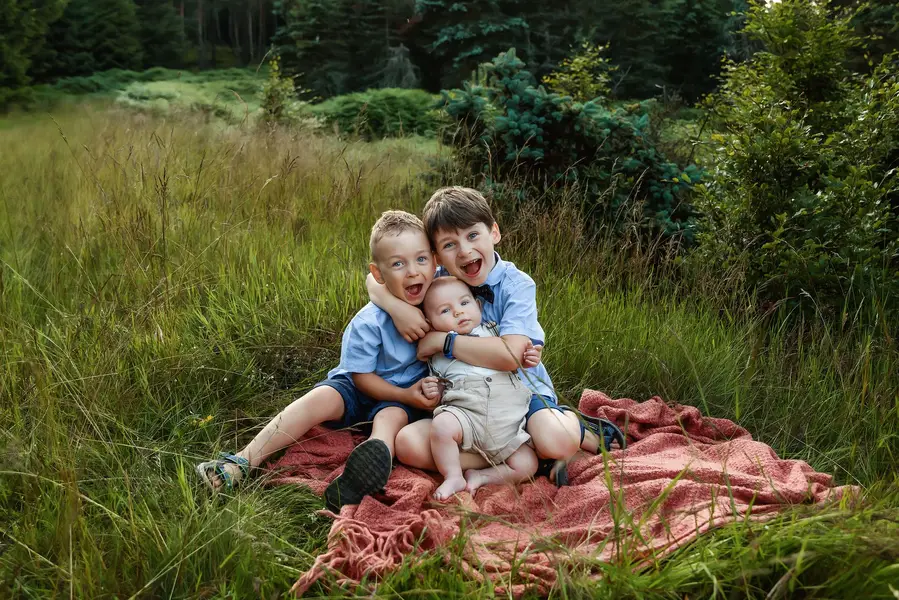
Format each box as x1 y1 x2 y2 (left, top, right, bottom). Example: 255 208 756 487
536 458 569 487
324 438 392 512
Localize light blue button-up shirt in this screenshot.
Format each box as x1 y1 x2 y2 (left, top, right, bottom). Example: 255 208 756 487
328 303 427 387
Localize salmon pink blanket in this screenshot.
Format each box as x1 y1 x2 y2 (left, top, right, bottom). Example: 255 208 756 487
267 390 854 596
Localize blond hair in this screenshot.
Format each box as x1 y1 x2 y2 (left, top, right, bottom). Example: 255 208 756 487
423 186 495 237
369 210 427 261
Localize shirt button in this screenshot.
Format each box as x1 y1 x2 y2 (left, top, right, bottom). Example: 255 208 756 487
486 377 492 382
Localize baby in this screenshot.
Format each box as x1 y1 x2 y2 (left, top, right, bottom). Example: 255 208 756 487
420 277 538 500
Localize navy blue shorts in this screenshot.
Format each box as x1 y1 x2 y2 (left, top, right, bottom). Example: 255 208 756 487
526 394 584 443
314 374 430 431
526 394 570 420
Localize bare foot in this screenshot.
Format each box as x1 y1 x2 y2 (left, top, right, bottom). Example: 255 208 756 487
433 475 467 500
464 468 490 495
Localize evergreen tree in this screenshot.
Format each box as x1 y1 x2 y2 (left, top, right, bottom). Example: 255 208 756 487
413 0 531 88
0 0 66 97
276 0 397 97
659 0 735 101
590 0 669 98
136 0 185 68
36 0 143 79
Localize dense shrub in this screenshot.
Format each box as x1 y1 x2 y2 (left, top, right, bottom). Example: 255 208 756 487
542 42 615 103
52 68 180 95
696 0 899 315
310 88 439 139
439 49 702 241
259 56 311 127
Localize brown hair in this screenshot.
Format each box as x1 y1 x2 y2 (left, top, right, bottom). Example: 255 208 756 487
369 210 426 262
422 186 495 237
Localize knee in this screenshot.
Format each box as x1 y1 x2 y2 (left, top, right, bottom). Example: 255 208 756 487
374 406 409 428
528 412 580 460
430 413 459 442
508 445 538 476
395 427 429 467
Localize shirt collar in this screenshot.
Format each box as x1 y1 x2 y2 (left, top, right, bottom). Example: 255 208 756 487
484 252 506 287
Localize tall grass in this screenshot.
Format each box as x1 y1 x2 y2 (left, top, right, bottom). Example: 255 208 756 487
1 105 897 598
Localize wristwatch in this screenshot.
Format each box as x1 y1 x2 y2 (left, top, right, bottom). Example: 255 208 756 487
443 331 458 359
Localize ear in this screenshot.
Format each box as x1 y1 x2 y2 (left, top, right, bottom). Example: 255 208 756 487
369 262 385 284
490 222 501 245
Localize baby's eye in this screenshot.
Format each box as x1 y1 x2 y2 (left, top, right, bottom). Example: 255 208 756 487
441 308 450 314
392 261 403 268
461 300 470 306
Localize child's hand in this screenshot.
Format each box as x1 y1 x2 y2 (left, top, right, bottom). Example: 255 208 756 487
522 342 543 368
405 378 440 410
420 376 442 400
416 331 447 361
394 303 431 343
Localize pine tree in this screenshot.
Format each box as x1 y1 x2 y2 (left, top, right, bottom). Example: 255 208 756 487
0 0 66 96
591 0 669 98
36 0 143 79
660 0 736 101
275 0 396 97
136 0 185 68
413 0 531 88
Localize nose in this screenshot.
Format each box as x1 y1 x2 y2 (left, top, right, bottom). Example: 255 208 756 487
406 261 427 278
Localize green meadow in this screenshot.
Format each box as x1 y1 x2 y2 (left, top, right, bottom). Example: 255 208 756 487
1 104 897 598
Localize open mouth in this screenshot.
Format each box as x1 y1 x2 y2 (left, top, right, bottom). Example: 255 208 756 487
461 259 482 279
405 283 423 299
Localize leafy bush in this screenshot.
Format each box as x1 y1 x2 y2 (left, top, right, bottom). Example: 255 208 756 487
695 0 899 315
52 68 180 95
439 49 702 241
542 42 615 103
310 88 439 139
259 56 308 126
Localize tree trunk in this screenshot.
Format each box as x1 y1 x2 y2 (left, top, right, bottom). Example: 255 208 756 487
197 0 206 68
248 0 255 62
210 0 219 68
258 0 266 60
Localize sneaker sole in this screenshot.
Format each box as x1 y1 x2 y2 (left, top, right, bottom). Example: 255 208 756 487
324 439 391 512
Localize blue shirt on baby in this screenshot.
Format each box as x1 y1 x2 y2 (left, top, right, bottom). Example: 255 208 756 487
328 302 427 387
439 253 557 400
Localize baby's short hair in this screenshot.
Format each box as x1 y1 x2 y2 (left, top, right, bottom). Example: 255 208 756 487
423 186 495 236
369 210 426 261
422 276 473 317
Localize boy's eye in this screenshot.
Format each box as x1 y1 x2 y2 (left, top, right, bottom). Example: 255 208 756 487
417 256 429 263
442 242 454 250
392 261 403 268
468 232 478 240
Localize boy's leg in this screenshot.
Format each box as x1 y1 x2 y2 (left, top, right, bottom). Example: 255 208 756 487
395 419 490 472
430 412 467 500
527 406 582 461
201 385 345 489
464 443 538 494
324 406 409 511
369 405 410 458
